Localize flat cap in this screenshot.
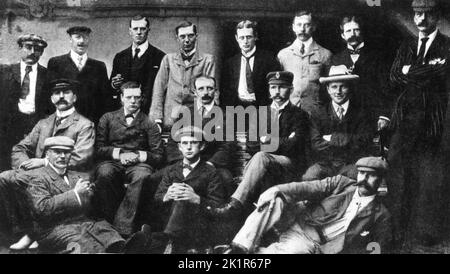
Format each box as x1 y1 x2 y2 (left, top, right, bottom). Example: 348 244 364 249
67 26 92 35
44 136 75 151
49 79 80 94
411 0 438 12
266 71 294 86
355 156 389 174
17 34 47 48
172 125 205 142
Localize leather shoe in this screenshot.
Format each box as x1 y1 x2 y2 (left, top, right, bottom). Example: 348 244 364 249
123 224 152 254
208 198 243 219
213 244 248 254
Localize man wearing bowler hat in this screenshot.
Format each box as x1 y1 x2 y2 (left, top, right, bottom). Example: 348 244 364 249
47 26 109 124
218 156 392 254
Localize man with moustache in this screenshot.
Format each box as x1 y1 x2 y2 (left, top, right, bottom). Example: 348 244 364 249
331 16 393 132
0 34 50 171
150 21 218 131
47 26 109 124
209 71 309 220
218 157 392 254
387 0 450 248
278 11 332 113
221 20 281 107
110 15 165 112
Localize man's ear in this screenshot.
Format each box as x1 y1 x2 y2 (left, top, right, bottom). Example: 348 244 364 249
73 94 77 103
200 142 205 151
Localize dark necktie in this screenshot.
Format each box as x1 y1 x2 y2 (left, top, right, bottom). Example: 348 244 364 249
55 116 67 128
125 113 134 125
300 43 305 55
21 65 32 99
348 48 361 55
133 48 141 60
199 106 206 117
183 163 193 171
417 37 429 64
244 53 255 94
182 53 193 63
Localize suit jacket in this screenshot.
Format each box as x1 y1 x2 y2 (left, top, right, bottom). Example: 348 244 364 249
110 43 166 112
331 46 393 118
11 111 95 171
47 53 109 124
149 51 218 129
389 31 450 154
95 109 163 167
277 175 392 253
166 103 236 167
309 100 374 165
221 49 281 106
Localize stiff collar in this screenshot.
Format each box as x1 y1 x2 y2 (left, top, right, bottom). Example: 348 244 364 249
241 46 256 58
56 107 75 118
132 41 149 57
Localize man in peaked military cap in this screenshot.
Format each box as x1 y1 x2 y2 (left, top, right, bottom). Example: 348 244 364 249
218 156 392 254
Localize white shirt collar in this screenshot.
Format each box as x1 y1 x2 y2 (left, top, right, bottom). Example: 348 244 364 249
197 100 215 114
20 61 38 74
56 107 75 118
183 158 200 169
48 162 67 176
418 28 438 55
241 46 256 58
132 41 149 57
271 100 290 112
332 100 350 116
70 50 88 65
182 47 197 57
294 37 313 52
347 42 365 52
353 187 376 204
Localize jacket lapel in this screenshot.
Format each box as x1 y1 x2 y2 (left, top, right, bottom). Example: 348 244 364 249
45 166 71 193
65 53 79 73
54 111 79 133
35 65 45 99
11 63 21 86
184 160 205 181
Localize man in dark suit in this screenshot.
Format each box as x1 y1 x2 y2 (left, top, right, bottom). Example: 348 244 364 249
210 71 309 219
0 34 50 171
387 0 450 248
110 15 166 112
93 81 163 237
219 157 391 254
153 126 228 253
47 26 109 124
221 20 281 107
330 16 393 132
303 65 375 181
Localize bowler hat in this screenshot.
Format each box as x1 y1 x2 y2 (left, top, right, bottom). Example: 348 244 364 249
266 71 294 86
44 136 75 151
17 34 47 48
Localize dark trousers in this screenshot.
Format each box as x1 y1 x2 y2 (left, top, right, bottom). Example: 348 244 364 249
93 161 153 236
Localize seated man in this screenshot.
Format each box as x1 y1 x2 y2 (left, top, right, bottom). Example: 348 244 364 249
220 156 392 254
209 71 309 219
302 65 375 181
28 136 150 253
0 78 95 250
93 81 163 237
153 126 228 253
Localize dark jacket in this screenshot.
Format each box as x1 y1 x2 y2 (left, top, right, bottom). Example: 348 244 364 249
278 175 392 253
309 100 374 165
95 109 163 168
221 49 281 106
110 43 165 112
47 53 109 124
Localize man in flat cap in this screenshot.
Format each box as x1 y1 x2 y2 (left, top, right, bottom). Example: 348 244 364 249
218 156 392 254
387 0 450 249
0 34 50 171
109 15 165 113
209 71 309 221
26 136 150 253
0 78 94 250
302 65 375 181
47 26 109 124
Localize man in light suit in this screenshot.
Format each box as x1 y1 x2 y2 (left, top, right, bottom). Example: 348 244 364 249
150 21 218 131
110 15 166 112
218 157 392 254
47 26 109 124
94 81 163 237
0 34 50 171
278 11 332 114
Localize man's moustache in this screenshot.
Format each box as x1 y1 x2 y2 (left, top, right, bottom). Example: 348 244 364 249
56 100 68 104
201 95 212 100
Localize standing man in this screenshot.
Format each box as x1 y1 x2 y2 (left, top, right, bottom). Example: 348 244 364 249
278 10 332 114
221 20 281 107
47 26 109 124
94 81 163 237
0 34 50 171
387 0 450 248
331 16 393 132
150 21 218 131
110 15 166 112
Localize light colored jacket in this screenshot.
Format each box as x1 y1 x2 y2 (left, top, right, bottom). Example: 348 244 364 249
149 51 217 129
278 40 332 113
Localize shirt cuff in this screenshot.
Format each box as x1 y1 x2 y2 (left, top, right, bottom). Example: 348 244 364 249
379 116 390 122
138 151 147 163
44 158 49 167
73 190 82 206
155 119 162 124
112 148 121 160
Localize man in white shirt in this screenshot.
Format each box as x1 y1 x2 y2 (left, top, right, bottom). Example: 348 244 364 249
218 156 392 254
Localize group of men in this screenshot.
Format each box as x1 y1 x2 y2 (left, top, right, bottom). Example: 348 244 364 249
0 0 449 254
